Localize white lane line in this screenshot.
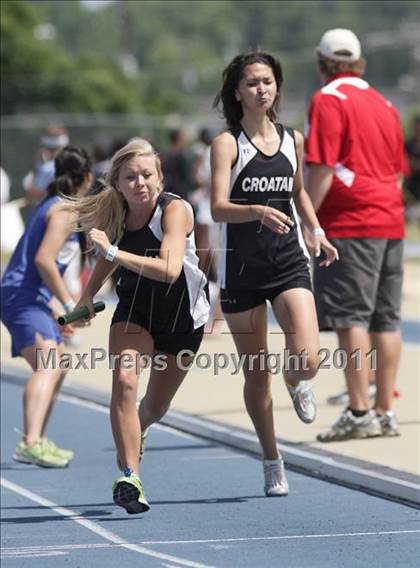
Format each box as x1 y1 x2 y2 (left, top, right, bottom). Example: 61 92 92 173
178 455 247 461
153 423 197 441
1 544 113 554
2 528 419 555
0 478 213 568
3 551 67 558
136 530 420 544
168 411 420 494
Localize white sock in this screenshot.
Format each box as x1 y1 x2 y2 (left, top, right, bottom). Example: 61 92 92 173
263 458 282 466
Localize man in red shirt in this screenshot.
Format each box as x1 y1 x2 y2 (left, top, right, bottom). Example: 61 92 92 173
305 28 408 442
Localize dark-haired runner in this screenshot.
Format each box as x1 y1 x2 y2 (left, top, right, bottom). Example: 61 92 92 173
1 146 92 468
211 52 338 496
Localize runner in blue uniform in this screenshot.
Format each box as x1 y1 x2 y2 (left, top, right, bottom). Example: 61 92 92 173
211 52 338 496
70 138 210 514
1 146 92 468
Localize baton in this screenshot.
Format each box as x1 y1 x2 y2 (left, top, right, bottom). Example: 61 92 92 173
57 301 105 325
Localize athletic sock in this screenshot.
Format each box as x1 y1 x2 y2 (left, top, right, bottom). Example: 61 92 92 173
123 467 134 477
348 407 368 418
263 458 281 465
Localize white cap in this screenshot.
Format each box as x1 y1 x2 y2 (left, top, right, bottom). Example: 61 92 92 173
317 29 361 62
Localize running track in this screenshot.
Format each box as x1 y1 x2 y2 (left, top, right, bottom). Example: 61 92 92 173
1 380 419 567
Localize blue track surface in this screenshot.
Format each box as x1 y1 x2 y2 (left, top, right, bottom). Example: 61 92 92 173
1 380 419 567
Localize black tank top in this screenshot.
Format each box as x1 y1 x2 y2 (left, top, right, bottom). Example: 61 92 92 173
218 124 309 290
115 192 209 331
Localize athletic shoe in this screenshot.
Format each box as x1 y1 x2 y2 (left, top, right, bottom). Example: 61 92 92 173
378 411 400 437
112 474 150 514
286 380 317 423
327 383 377 406
116 427 149 471
263 459 289 497
12 440 69 468
317 409 381 443
42 438 74 461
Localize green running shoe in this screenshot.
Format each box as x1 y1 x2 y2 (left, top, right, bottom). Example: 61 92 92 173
112 474 150 514
12 440 69 468
116 427 149 471
43 438 74 461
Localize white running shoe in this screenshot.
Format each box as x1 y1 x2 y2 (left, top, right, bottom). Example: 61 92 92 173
378 411 400 437
317 408 381 442
286 380 317 423
263 458 289 497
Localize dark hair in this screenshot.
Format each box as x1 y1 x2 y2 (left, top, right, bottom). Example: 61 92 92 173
169 129 182 145
213 52 283 128
47 145 92 198
199 128 213 145
48 145 92 265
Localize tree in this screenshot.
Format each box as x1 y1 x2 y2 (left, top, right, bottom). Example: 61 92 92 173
1 0 140 114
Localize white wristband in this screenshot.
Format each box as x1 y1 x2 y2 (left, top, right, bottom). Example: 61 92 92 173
63 300 76 314
312 227 325 237
105 245 119 262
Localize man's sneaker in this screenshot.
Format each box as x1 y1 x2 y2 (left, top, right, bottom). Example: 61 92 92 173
12 440 69 468
116 427 149 471
286 381 316 423
263 458 289 497
327 383 377 406
43 439 74 461
112 474 150 514
378 411 400 437
317 409 381 443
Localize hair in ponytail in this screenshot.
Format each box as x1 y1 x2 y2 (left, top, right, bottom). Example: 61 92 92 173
47 146 92 265
46 146 92 197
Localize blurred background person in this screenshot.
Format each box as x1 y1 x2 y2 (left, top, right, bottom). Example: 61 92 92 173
1 166 25 255
21 126 83 342
23 125 70 204
1 166 11 205
404 115 420 221
190 128 224 334
305 28 408 442
162 129 194 203
91 141 112 192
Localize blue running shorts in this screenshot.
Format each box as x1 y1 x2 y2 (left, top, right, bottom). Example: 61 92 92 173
1 305 63 357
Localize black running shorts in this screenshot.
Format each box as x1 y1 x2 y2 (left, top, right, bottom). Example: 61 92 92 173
111 303 204 355
220 276 312 314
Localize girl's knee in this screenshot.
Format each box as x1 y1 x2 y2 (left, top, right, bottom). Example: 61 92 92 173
285 351 319 381
114 369 138 394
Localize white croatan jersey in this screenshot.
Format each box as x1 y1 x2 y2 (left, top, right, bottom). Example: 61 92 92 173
115 192 209 330
218 124 309 290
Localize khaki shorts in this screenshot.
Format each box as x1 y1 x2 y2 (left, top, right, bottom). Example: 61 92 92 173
313 239 403 332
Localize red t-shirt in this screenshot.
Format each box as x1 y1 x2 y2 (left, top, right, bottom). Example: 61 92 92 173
305 73 408 238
